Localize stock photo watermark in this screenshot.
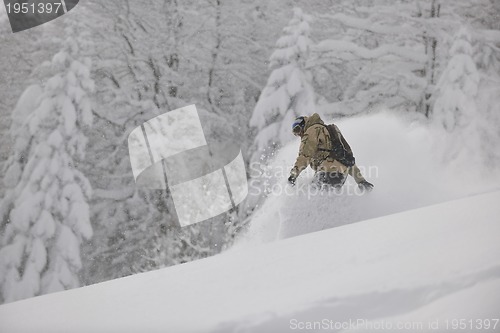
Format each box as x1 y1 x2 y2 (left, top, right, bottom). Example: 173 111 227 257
128 104 248 228
249 162 379 199
289 318 500 331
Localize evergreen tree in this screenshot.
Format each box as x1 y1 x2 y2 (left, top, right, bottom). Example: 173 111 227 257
432 27 480 161
0 26 94 303
250 7 316 163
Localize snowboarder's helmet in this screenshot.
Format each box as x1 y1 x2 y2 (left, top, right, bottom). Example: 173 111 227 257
292 116 306 136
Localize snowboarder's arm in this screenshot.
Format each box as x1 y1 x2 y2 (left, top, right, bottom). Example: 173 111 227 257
348 165 374 190
348 164 366 184
290 131 317 178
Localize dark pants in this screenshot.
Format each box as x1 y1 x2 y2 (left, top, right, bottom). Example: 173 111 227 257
314 171 347 189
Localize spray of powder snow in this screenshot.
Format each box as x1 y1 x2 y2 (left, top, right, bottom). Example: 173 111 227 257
234 110 500 248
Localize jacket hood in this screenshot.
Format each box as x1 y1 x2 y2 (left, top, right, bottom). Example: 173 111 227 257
304 113 324 130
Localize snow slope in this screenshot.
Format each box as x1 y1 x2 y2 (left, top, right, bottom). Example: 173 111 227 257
1 190 499 333
241 111 500 244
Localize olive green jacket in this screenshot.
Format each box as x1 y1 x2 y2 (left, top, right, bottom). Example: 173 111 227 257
290 113 366 184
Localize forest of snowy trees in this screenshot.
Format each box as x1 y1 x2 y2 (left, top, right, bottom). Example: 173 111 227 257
0 0 499 304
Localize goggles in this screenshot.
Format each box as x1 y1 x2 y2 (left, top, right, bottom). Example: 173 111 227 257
292 117 305 136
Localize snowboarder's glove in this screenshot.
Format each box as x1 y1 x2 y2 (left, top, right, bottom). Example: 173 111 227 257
288 175 296 186
358 180 374 192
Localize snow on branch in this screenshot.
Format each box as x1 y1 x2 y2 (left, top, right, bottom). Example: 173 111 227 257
474 29 500 44
318 13 419 37
314 40 427 64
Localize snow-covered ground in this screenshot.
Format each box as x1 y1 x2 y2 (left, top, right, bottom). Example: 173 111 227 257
0 189 499 333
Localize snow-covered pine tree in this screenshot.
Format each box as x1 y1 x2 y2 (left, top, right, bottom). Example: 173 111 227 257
464 3 500 168
0 25 94 303
0 85 43 251
249 7 316 164
432 27 480 162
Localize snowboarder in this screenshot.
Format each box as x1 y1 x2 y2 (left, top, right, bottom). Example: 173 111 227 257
288 113 374 191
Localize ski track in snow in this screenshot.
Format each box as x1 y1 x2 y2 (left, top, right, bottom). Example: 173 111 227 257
215 266 500 332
